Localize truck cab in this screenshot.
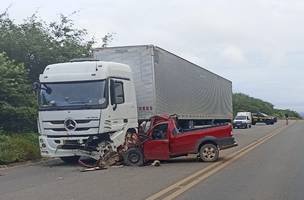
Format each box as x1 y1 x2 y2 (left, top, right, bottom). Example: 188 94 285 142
37 60 138 160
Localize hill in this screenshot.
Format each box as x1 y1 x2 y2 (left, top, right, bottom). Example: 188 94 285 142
233 93 301 119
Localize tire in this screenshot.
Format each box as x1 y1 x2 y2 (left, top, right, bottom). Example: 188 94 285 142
249 124 252 128
199 143 219 162
60 156 80 164
123 147 144 166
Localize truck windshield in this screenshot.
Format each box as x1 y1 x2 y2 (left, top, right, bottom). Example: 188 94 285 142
235 116 247 120
39 80 107 110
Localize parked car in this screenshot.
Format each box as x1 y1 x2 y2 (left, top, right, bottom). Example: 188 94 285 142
233 112 252 129
252 112 275 125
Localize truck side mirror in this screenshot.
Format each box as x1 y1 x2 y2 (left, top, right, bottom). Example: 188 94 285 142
110 79 117 110
32 82 40 91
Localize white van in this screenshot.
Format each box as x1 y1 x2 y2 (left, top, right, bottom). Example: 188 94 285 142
233 112 252 129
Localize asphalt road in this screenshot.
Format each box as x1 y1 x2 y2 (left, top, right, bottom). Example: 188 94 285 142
0 120 301 200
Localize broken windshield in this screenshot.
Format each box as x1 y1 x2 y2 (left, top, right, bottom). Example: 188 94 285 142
39 80 107 110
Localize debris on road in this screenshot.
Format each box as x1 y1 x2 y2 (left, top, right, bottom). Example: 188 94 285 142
80 167 105 172
78 150 123 172
151 160 161 167
77 132 137 172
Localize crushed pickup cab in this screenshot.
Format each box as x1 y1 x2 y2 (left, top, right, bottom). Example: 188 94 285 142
123 114 237 166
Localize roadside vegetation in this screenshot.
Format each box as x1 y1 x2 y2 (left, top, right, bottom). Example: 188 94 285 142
233 93 301 119
0 132 40 164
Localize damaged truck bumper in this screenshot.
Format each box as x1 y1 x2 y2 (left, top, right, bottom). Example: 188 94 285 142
38 135 93 158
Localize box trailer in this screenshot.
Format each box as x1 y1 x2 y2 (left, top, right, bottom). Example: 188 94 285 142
93 45 233 123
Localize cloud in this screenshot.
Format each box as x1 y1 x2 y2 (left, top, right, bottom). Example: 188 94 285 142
221 45 247 64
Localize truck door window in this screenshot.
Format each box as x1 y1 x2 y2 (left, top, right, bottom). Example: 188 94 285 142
114 81 124 104
152 123 168 140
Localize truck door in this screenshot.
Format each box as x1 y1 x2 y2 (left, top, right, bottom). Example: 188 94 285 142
144 123 170 160
109 78 136 131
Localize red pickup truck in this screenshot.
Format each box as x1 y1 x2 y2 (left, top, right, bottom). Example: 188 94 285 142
123 114 237 166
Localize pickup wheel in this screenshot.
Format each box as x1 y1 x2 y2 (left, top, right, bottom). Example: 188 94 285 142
123 147 144 166
199 143 219 162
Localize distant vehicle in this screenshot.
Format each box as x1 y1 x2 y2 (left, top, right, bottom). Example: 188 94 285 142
252 112 275 125
233 112 252 129
124 114 237 166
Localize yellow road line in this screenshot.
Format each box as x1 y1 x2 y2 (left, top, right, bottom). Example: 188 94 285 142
146 121 296 200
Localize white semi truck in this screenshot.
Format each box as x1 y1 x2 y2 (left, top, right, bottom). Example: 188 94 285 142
37 45 233 163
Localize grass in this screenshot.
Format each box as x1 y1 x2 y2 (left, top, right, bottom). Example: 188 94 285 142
0 132 41 165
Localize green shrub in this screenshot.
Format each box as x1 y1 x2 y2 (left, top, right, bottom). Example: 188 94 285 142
0 53 37 132
0 132 40 164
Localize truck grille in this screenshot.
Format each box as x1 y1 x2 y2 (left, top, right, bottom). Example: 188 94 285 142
42 119 100 136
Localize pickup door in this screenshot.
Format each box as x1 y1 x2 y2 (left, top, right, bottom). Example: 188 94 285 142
143 123 170 160
170 129 200 155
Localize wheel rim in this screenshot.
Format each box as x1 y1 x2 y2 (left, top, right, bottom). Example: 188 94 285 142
202 146 216 161
129 153 139 164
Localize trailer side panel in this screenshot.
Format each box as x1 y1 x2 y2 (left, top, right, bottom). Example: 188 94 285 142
153 47 232 120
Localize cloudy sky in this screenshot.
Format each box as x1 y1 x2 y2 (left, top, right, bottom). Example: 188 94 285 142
3 0 304 112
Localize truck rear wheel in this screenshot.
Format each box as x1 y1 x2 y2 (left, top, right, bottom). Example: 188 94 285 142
123 148 144 166
199 143 219 162
60 156 80 164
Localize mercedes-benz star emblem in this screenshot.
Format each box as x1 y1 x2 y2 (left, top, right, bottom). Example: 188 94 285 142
64 119 77 131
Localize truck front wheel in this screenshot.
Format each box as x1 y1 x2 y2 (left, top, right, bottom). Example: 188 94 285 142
123 148 144 166
199 143 219 162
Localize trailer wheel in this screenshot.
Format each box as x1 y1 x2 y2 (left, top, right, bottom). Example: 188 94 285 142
124 148 144 166
60 156 80 164
199 143 219 162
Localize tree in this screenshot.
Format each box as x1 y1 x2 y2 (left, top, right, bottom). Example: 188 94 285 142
0 11 95 82
101 32 115 48
0 53 36 132
233 93 301 119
